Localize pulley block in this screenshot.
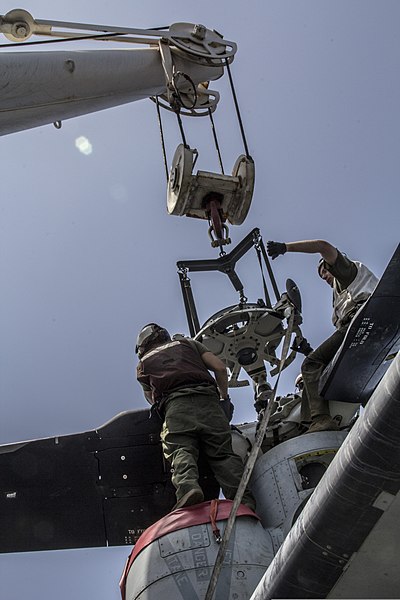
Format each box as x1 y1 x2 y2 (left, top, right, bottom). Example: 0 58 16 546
167 143 255 228
168 22 237 62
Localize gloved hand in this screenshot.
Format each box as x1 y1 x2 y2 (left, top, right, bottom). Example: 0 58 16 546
267 241 287 260
254 398 269 413
220 396 234 421
291 337 313 356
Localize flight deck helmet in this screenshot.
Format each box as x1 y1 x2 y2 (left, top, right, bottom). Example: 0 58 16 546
135 323 171 358
317 257 325 277
295 373 304 392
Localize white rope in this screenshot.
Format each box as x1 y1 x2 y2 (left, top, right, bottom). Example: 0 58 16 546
204 309 296 600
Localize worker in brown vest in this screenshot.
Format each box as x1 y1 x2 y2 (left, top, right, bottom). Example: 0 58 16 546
136 323 256 511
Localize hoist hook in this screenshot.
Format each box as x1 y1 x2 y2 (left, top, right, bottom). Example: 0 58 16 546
205 193 231 250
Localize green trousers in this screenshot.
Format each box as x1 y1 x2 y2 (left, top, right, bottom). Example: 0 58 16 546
161 392 255 510
301 326 347 420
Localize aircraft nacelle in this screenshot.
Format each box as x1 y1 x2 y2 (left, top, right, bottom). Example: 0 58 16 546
120 346 400 599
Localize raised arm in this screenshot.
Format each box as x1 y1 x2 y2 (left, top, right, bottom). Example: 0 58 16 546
267 239 338 265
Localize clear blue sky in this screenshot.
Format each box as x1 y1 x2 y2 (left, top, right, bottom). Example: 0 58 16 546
1 1 399 598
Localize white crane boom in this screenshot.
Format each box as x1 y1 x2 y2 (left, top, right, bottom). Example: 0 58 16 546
0 9 234 135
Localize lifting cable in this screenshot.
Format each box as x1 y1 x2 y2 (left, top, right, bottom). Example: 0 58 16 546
175 110 189 148
155 96 169 182
152 59 251 207
154 59 249 186
225 59 251 159
258 239 281 304
204 309 296 600
0 31 130 48
155 98 226 180
208 108 225 174
255 244 272 308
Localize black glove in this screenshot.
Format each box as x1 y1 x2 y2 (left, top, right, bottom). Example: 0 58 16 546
254 398 269 413
291 337 313 356
267 241 287 260
220 396 234 421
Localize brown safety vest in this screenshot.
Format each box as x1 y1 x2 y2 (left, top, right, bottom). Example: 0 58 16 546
137 339 217 406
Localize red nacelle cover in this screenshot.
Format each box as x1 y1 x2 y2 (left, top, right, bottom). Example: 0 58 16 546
119 499 258 599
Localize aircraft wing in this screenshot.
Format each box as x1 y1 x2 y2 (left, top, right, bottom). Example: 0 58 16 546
320 243 400 404
0 409 218 553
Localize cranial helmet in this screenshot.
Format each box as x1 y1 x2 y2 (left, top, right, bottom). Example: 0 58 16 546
295 373 304 391
135 323 171 358
317 257 325 277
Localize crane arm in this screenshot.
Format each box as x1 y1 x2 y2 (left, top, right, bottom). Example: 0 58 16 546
0 9 236 135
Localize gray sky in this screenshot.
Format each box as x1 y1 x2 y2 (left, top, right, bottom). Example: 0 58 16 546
1 1 399 598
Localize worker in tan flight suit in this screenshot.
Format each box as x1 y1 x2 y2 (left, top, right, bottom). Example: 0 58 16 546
267 239 378 433
136 323 256 510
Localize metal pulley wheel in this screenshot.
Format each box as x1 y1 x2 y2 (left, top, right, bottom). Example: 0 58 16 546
228 155 255 225
1 9 52 41
167 144 195 216
1 9 35 41
169 22 237 61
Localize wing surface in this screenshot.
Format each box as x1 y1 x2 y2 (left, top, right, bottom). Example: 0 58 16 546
0 409 219 552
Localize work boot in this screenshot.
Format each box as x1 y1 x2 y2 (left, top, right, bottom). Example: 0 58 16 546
242 499 257 512
307 415 339 434
172 488 204 511
241 492 257 512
